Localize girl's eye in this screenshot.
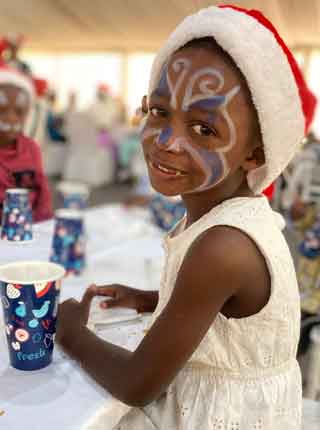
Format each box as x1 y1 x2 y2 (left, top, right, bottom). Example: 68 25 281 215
192 124 216 137
150 107 167 118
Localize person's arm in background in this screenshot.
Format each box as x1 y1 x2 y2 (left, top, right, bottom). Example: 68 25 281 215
46 112 66 143
31 139 53 222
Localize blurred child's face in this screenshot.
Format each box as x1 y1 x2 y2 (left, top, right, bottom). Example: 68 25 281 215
0 85 30 145
141 47 260 196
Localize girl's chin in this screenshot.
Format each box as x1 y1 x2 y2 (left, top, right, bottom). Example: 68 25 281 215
150 177 199 197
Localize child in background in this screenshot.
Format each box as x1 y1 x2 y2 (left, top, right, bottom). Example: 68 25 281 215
56 6 314 429
0 64 52 222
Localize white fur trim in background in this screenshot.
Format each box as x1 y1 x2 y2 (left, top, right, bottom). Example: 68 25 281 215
0 70 35 100
149 6 305 193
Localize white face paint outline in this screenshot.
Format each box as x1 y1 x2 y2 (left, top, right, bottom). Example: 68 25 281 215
167 58 191 110
143 55 241 193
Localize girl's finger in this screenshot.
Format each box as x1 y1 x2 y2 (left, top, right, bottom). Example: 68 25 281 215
81 284 98 308
99 298 125 309
95 285 122 298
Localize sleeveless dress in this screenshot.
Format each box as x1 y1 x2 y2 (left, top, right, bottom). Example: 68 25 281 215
85 196 302 430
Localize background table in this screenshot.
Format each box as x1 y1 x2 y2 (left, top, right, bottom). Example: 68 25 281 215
0 204 164 430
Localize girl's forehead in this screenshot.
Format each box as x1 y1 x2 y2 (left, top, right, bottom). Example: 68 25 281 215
158 48 243 95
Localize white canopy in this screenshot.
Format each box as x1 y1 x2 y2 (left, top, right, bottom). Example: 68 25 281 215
0 0 319 52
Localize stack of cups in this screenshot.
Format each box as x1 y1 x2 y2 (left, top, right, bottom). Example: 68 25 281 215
1 188 33 242
50 209 86 276
57 182 89 210
0 261 65 371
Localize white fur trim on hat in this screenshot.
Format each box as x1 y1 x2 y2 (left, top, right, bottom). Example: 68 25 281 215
148 6 305 194
0 70 35 101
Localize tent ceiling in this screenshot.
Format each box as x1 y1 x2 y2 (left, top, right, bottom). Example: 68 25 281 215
0 0 319 52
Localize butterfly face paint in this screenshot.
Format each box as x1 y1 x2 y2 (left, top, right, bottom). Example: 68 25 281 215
143 56 240 193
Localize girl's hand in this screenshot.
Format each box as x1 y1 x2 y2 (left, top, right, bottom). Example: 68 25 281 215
95 284 158 313
55 285 98 349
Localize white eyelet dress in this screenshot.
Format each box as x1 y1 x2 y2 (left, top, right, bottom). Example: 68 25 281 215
86 196 302 430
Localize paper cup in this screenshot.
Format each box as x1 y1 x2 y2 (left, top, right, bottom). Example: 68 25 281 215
1 188 33 242
50 209 86 276
0 261 65 371
57 182 89 210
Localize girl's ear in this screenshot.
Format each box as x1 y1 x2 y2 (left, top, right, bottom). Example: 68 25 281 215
141 95 148 114
242 145 265 173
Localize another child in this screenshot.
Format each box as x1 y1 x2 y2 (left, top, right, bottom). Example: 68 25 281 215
56 6 313 429
0 64 52 222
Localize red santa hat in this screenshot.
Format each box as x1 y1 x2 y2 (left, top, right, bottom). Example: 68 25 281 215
97 83 110 94
149 5 317 194
4 33 25 47
0 62 35 100
32 78 48 98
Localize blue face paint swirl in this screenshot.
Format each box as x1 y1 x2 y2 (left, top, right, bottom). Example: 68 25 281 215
157 127 173 146
152 66 170 98
197 148 225 188
188 95 226 111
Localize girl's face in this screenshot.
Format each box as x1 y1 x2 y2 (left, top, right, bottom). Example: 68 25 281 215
0 85 30 145
141 47 260 197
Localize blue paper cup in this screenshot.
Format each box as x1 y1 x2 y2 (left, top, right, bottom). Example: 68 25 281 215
50 209 86 276
1 188 33 242
57 182 89 210
0 261 65 371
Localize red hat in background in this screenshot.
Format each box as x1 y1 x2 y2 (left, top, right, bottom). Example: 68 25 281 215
97 83 110 94
32 78 48 98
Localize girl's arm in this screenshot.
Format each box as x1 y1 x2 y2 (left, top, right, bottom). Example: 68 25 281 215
56 226 270 406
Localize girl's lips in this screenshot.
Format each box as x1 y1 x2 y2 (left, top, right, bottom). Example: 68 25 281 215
148 158 188 178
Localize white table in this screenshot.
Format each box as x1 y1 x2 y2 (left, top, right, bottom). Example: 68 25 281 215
0 205 319 429
0 205 164 430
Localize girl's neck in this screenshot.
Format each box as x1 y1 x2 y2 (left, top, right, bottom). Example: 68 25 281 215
182 178 254 227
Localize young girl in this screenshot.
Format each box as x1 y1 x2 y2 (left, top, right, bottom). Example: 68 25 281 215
0 64 52 222
56 5 313 429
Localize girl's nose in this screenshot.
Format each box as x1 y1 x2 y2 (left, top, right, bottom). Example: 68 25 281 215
156 127 184 153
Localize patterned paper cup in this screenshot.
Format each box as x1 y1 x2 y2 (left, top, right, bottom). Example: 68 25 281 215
50 209 86 276
0 261 65 371
57 182 90 210
1 188 33 242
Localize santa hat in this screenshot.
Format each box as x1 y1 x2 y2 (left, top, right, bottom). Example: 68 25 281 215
32 77 48 98
97 83 110 94
149 5 317 194
0 62 35 100
4 33 25 47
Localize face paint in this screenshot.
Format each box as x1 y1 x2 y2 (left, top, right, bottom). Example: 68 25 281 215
0 91 8 106
157 127 173 146
167 58 191 110
188 96 226 111
16 91 28 108
152 66 170 98
144 56 241 193
165 136 228 191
